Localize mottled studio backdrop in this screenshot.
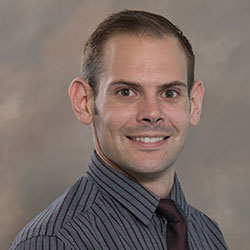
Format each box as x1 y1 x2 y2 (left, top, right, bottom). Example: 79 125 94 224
1 0 250 249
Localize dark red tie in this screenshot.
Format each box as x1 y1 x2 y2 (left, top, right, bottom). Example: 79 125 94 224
156 199 189 250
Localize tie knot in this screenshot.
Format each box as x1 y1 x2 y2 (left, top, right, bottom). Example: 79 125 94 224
156 199 183 223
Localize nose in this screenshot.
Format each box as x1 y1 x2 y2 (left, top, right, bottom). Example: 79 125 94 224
136 95 164 124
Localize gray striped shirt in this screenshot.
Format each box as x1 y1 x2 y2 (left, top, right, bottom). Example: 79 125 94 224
10 151 229 249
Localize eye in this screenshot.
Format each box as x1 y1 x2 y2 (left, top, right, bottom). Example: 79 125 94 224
162 89 179 98
118 88 136 97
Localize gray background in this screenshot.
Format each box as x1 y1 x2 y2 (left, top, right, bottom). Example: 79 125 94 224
1 0 250 249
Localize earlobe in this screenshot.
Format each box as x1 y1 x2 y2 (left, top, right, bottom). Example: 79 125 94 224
189 80 204 126
68 77 94 125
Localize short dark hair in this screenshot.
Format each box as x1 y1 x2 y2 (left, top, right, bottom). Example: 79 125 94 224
81 10 195 96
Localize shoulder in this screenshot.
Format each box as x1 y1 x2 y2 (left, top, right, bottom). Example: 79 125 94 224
188 205 228 249
9 176 100 250
189 205 222 233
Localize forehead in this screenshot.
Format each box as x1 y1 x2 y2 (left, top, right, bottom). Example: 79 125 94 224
101 34 187 87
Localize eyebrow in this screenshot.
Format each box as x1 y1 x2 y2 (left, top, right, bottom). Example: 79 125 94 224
109 80 140 89
157 81 187 91
108 80 187 90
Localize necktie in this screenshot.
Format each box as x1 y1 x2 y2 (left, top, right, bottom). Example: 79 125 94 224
156 199 189 250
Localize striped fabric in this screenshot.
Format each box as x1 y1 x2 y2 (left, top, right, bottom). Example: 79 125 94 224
9 151 229 250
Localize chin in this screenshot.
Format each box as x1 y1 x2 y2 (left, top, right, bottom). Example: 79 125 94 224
125 164 172 181
125 159 173 175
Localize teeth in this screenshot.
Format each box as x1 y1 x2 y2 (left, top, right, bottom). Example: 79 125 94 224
133 137 164 143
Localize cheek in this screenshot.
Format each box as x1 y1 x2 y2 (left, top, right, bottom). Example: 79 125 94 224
95 110 129 143
166 104 190 130
103 103 136 128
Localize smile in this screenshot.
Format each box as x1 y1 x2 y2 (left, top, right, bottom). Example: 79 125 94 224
128 136 169 143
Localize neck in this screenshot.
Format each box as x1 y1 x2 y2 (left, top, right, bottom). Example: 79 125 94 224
137 169 175 198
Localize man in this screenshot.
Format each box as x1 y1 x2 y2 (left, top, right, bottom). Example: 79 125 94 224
10 10 228 250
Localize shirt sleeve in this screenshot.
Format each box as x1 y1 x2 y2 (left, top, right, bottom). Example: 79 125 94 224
9 233 103 250
9 236 72 250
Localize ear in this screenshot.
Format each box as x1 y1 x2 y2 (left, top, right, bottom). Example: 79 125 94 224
189 80 204 126
68 77 94 125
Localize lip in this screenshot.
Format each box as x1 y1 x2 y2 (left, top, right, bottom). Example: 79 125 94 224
126 135 170 149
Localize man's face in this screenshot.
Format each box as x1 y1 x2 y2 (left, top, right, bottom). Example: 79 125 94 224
92 35 198 179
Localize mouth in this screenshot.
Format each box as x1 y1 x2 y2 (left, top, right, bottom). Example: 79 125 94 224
127 136 169 143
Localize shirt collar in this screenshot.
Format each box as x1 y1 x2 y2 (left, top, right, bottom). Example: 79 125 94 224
169 173 191 221
86 151 190 225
